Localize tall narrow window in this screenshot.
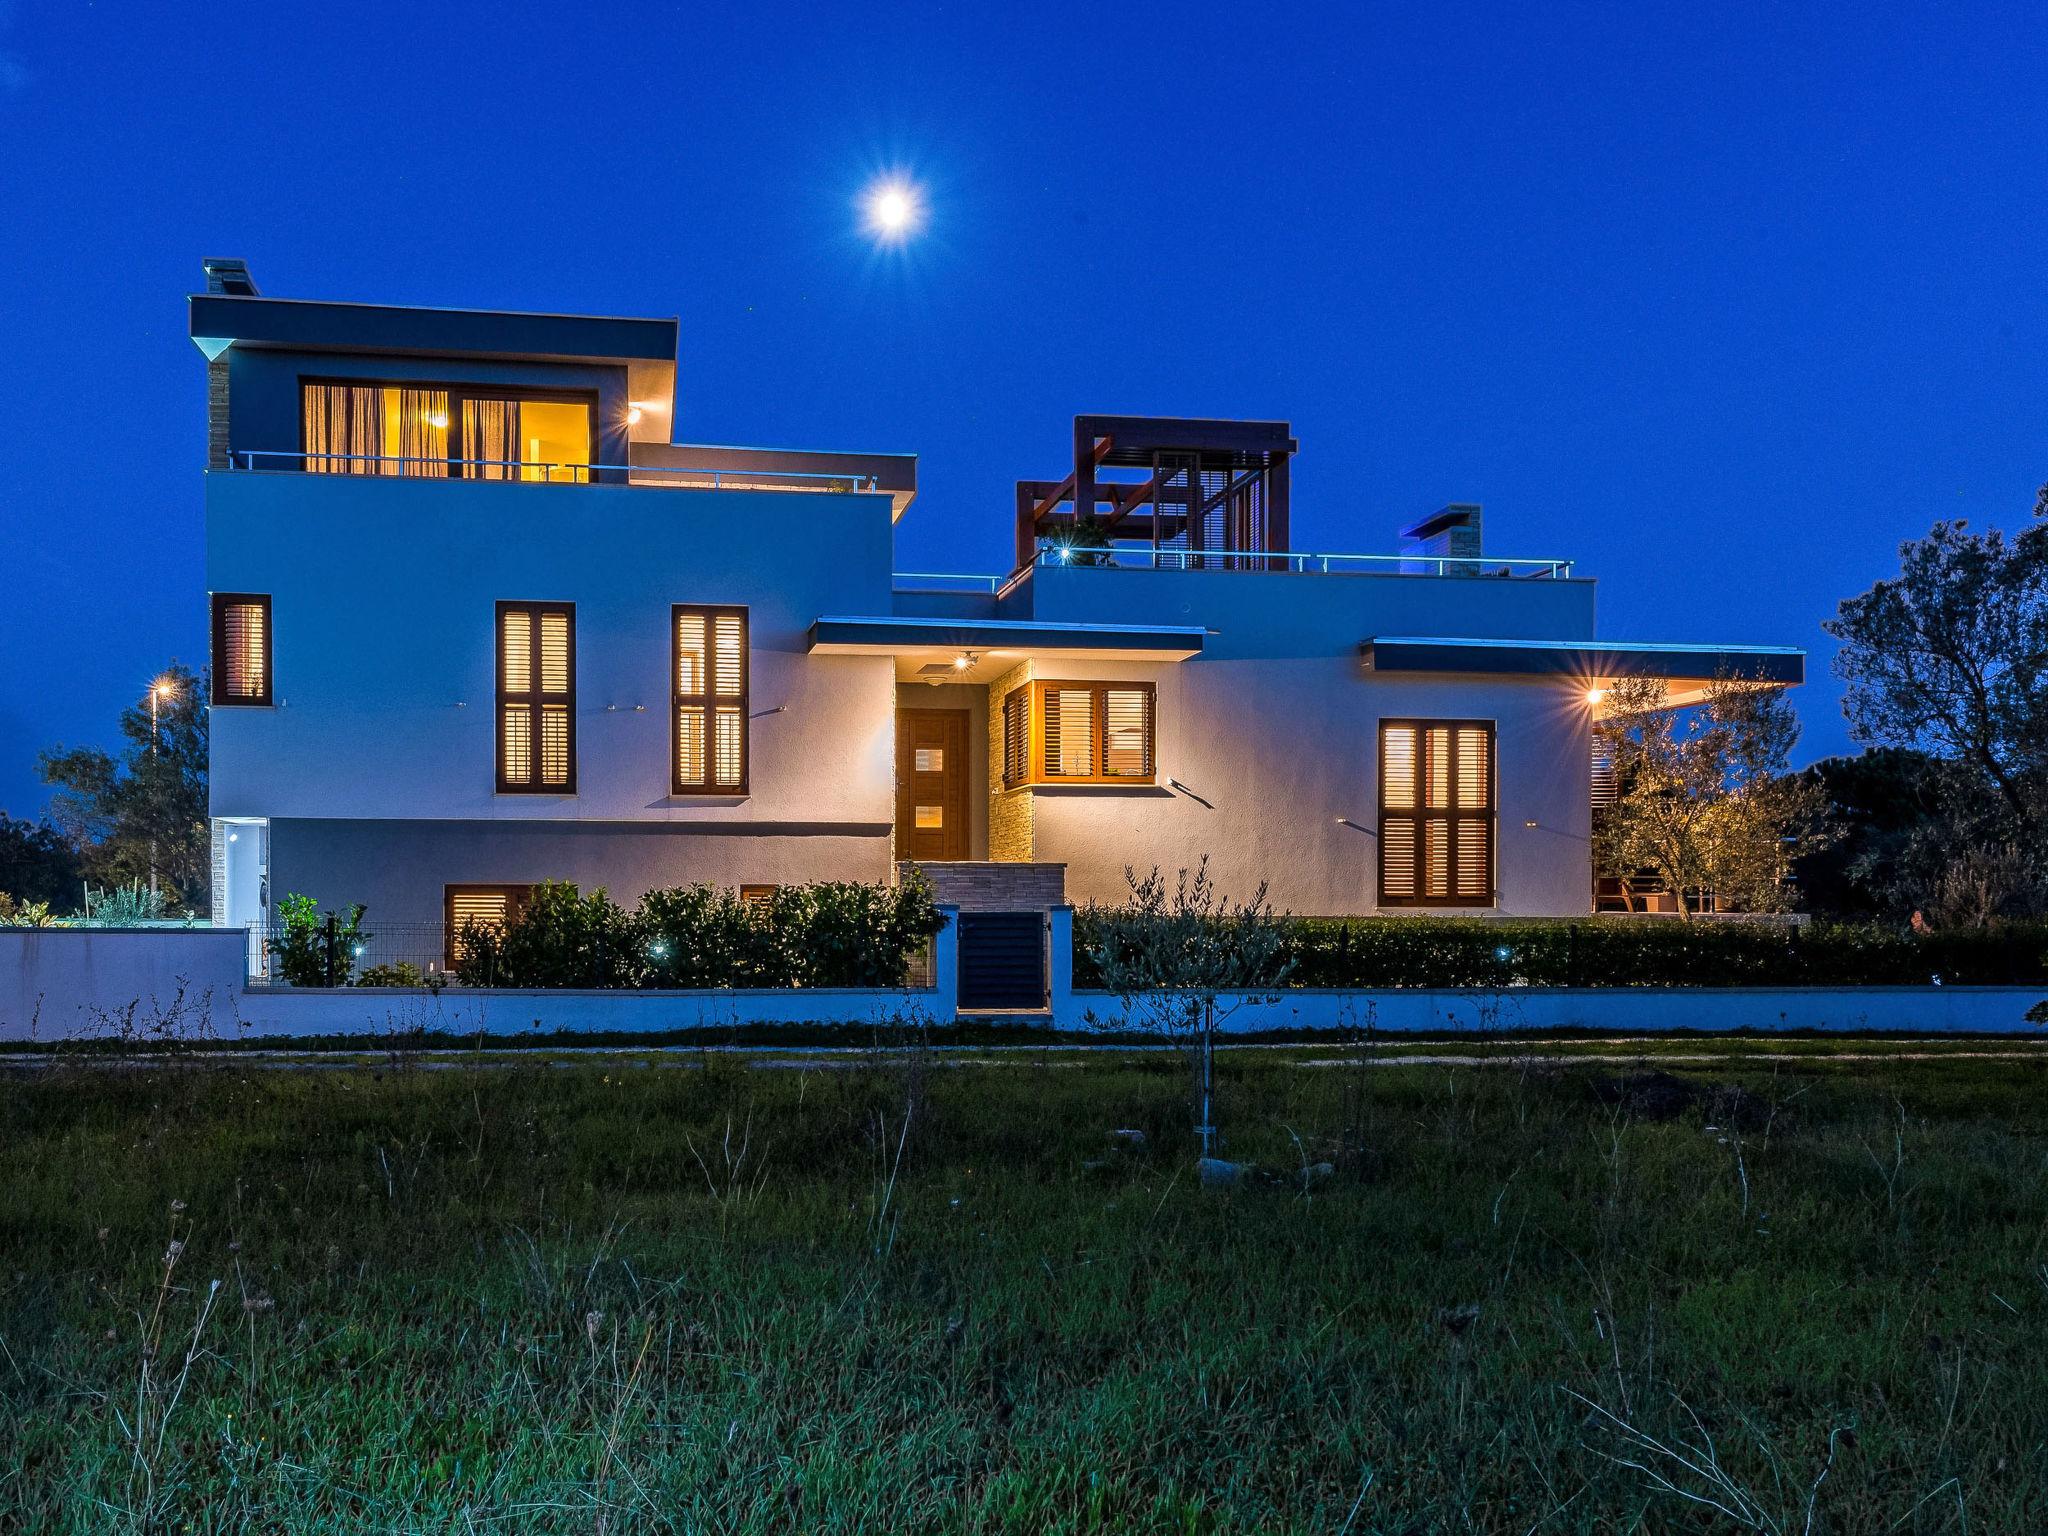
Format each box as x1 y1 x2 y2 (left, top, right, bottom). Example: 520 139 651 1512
210 593 273 706
673 605 748 793
1379 720 1495 907
497 602 575 793
1031 681 1156 784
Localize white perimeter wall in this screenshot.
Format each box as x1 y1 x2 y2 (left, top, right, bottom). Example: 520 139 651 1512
4 924 2041 1043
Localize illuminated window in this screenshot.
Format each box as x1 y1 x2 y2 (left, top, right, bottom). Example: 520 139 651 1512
497 602 575 793
1014 681 1155 785
673 605 748 793
444 884 531 970
738 884 777 911
210 593 272 706
1379 720 1494 907
914 747 944 773
301 381 592 480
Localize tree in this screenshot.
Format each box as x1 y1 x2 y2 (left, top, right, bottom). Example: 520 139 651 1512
1787 748 1945 920
1823 489 2048 922
39 663 210 912
1084 859 1294 1158
1594 674 1832 918
0 813 83 909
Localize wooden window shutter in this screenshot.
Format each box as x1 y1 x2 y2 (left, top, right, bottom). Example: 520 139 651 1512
497 602 575 793
1001 689 1028 789
210 593 272 706
1379 719 1494 907
444 884 531 970
674 605 748 793
1029 681 1157 784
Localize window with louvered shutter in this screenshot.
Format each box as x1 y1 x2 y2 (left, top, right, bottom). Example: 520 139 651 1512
210 593 272 706
497 602 575 793
1379 720 1495 907
1026 681 1157 784
674 605 748 793
444 884 531 970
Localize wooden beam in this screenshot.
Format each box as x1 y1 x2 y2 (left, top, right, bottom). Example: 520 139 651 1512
1099 468 1172 531
1029 435 1116 524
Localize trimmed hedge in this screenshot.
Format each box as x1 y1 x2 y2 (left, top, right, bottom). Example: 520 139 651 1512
453 876 945 990
1071 913 2048 990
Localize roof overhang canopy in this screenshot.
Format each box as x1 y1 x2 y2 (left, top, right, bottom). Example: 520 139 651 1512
809 615 1205 683
1363 635 1804 707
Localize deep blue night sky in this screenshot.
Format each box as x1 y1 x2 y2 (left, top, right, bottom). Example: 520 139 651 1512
3 1 2045 815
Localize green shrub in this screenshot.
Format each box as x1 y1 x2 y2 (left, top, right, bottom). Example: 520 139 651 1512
354 960 430 989
453 874 945 990
1072 912 2048 990
454 881 637 989
269 894 368 988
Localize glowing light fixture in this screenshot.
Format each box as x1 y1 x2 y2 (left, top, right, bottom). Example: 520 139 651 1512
428 411 449 430
1586 687 1607 705
626 406 644 427
865 178 922 241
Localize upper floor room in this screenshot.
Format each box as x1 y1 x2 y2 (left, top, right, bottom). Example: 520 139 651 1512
188 258 916 515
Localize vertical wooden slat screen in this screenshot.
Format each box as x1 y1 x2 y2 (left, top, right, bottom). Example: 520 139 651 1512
1001 689 1028 788
210 593 272 706
673 605 748 793
497 602 575 793
1379 720 1495 906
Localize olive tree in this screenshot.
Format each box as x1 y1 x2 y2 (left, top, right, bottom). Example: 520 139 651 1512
1085 858 1294 1157
1594 674 1832 917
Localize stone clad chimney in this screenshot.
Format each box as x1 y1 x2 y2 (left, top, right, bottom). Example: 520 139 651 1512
1400 503 1483 571
198 259 258 468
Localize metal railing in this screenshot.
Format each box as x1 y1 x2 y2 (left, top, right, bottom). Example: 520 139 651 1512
1032 542 1575 579
229 450 880 493
892 571 1003 594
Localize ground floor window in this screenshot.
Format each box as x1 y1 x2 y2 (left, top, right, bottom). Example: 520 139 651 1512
1001 680 1156 786
1378 719 1495 907
444 884 532 970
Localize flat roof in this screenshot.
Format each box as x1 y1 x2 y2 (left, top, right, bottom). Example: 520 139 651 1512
189 293 677 365
1362 635 1805 685
808 615 1206 660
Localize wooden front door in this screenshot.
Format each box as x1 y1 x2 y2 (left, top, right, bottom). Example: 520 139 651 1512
896 708 969 861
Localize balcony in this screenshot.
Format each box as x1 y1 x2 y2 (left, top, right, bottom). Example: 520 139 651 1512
227 440 916 517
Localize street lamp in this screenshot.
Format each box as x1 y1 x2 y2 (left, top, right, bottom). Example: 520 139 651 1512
147 676 176 897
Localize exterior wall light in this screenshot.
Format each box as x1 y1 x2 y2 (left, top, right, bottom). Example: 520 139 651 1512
1586 687 1607 704
627 407 644 427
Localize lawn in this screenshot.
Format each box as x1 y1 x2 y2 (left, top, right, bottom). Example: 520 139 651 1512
4 1038 2046 1532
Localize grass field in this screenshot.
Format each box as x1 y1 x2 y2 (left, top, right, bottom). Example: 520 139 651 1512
5 1037 2047 1532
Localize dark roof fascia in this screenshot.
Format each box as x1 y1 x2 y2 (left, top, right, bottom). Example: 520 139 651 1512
1362 636 1805 685
809 615 1207 655
189 294 677 366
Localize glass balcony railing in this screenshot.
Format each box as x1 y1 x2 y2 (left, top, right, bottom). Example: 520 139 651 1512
1029 541 1576 579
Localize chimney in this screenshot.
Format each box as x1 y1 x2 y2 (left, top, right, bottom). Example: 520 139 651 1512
202 257 259 296
1400 503 1482 570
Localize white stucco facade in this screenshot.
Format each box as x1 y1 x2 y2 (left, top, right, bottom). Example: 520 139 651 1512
191 274 1801 953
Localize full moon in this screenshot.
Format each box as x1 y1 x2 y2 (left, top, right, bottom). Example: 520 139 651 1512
865 179 921 240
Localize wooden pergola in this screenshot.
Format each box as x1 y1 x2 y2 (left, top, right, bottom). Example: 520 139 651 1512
1013 415 1297 570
